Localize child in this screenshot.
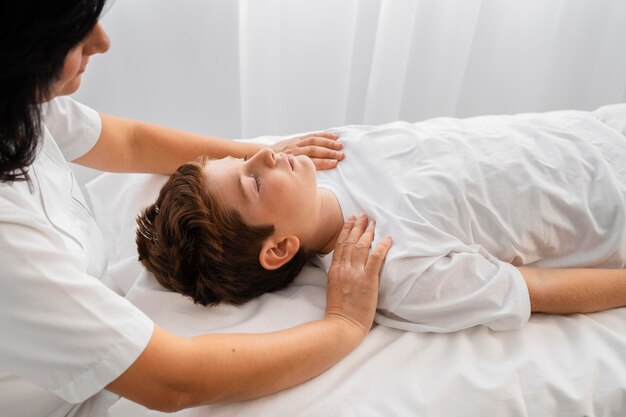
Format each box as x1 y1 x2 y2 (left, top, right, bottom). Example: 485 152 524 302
137 109 626 332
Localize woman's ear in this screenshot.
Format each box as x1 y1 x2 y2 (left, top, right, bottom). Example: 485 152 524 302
259 236 300 270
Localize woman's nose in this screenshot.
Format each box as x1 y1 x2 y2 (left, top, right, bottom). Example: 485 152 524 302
84 23 111 55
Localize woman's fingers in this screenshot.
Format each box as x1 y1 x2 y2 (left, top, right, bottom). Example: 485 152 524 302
348 217 392 277
310 158 339 170
305 147 344 160
344 213 369 250
337 214 369 263
296 144 344 164
301 144 344 160
301 132 341 142
298 136 343 150
325 215 392 336
365 236 392 278
351 220 377 266
332 215 357 262
270 132 344 170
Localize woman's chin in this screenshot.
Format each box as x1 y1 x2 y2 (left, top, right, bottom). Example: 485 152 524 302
52 77 82 98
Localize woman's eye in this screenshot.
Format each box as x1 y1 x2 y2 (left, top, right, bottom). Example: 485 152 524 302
254 176 262 191
243 154 248 162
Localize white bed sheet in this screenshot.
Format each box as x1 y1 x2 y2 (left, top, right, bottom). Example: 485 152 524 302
86 107 626 417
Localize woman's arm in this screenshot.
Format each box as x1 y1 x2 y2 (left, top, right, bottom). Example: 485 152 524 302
73 113 343 174
517 266 626 314
107 216 392 412
109 319 361 411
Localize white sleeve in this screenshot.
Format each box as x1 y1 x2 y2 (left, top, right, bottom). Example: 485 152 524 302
42 96 102 161
0 206 154 404
377 250 531 333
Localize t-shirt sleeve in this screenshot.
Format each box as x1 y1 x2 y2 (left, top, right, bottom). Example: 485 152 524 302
377 250 531 333
0 205 154 403
42 96 102 161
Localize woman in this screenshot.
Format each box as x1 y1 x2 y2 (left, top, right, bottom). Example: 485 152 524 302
0 1 391 415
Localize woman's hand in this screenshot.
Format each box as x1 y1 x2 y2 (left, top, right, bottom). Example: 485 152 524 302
270 132 344 170
325 214 392 342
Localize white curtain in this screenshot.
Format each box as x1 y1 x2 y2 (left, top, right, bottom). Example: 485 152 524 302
75 0 626 139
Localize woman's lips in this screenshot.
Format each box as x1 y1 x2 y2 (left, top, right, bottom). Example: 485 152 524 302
79 60 89 74
287 154 295 170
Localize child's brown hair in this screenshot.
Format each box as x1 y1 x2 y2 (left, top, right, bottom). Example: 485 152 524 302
136 156 308 306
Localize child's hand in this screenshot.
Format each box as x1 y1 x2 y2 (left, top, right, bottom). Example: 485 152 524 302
270 132 344 170
324 214 392 342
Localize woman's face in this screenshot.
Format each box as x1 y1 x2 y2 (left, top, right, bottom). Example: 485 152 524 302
50 23 110 98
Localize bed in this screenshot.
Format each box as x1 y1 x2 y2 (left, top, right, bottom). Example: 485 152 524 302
86 105 626 417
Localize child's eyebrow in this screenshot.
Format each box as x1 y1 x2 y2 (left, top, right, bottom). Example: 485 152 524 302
220 156 249 203
235 163 250 203
237 174 248 202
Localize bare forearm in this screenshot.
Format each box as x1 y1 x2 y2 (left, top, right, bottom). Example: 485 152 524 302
77 114 262 174
77 113 345 174
128 120 261 174
518 266 626 314
108 319 363 411
184 317 360 405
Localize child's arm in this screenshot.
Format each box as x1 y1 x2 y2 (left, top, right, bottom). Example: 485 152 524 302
517 267 626 314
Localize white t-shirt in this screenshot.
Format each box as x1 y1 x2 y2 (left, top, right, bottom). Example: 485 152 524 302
0 97 154 417
315 110 626 332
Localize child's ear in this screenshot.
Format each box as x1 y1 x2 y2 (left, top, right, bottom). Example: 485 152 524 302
259 236 300 270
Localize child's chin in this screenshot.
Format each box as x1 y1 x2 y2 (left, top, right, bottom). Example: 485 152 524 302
301 156 316 171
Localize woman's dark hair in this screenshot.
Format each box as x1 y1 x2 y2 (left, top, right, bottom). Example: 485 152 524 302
0 0 107 183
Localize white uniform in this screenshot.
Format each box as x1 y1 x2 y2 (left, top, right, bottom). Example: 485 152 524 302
315 110 626 332
0 98 154 417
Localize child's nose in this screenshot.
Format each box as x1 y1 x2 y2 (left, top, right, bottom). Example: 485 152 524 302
260 148 276 167
250 148 276 168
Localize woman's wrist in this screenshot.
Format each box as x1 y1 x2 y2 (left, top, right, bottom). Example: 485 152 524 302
236 141 265 158
321 315 368 350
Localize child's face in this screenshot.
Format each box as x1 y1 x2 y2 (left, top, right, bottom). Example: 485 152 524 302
203 148 320 241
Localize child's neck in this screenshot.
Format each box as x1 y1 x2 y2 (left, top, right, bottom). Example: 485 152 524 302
312 188 344 254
